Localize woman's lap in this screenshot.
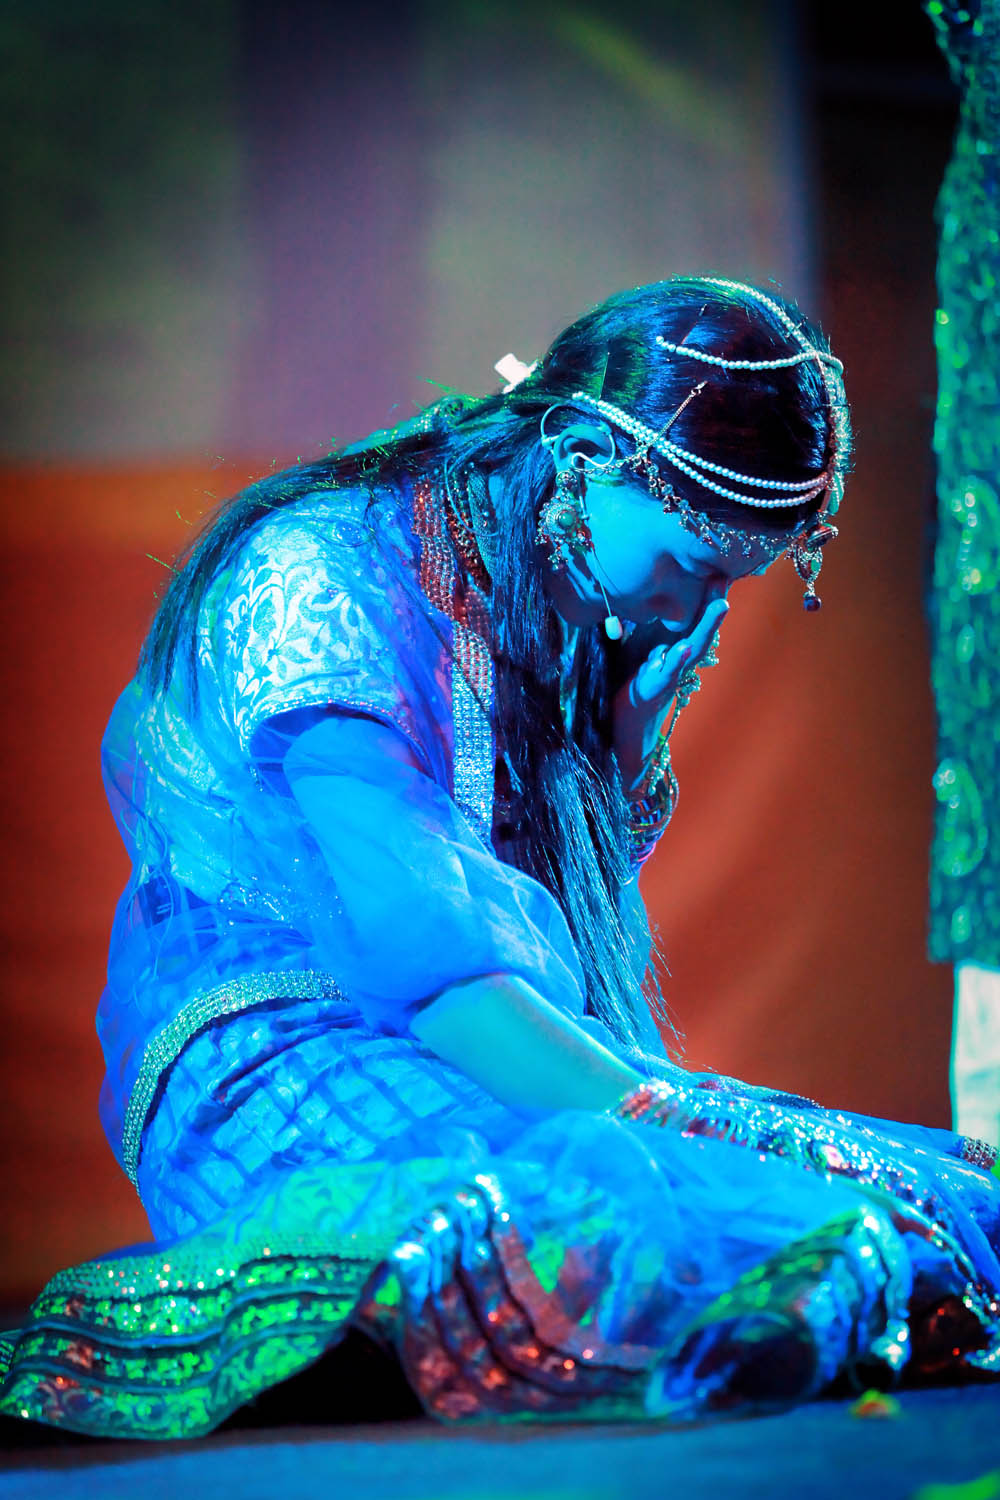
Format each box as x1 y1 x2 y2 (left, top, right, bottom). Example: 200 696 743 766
4 1005 996 1435
138 998 519 1239
135 997 1000 1363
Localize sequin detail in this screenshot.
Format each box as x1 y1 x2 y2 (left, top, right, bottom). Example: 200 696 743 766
0 1221 384 1438
412 476 495 844
616 1079 1000 1372
926 2 1000 964
961 1136 1000 1171
122 970 347 1188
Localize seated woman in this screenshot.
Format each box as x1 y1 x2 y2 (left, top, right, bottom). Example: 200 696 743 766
3 276 998 1437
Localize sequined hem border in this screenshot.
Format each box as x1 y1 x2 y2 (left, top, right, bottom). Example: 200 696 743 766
0 1170 653 1439
0 1226 385 1439
121 970 348 1189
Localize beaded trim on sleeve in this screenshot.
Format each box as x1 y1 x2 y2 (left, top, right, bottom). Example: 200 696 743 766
412 476 496 844
121 969 348 1189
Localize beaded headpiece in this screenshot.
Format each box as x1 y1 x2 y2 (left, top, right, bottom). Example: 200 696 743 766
534 278 847 609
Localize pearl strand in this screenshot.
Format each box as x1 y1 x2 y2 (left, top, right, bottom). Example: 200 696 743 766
570 391 830 508
655 338 843 373
698 276 845 368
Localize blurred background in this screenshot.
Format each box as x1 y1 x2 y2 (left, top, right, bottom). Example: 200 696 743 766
0 0 958 1303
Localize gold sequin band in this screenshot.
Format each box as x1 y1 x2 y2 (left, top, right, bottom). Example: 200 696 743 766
121 969 348 1189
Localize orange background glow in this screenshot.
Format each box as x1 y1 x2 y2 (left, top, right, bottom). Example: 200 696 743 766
0 2 956 1304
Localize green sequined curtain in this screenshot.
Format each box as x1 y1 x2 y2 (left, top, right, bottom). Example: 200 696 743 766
926 0 1000 965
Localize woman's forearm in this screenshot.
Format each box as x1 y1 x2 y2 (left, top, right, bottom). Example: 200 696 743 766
410 972 642 1117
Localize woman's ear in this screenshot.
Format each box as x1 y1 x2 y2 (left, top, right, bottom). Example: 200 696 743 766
548 420 616 473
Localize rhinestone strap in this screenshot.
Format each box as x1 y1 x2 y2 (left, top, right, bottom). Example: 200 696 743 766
412 476 496 844
960 1136 1000 1172
121 970 348 1187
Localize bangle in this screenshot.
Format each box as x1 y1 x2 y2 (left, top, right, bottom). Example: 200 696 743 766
626 719 680 858
625 637 720 859
611 1079 677 1122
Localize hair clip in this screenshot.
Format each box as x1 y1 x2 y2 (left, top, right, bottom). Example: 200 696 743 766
494 353 538 393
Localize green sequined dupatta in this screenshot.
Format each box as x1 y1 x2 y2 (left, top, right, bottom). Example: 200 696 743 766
0 1187 391 1439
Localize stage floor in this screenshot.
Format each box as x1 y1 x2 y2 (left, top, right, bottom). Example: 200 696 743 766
2 1387 999 1500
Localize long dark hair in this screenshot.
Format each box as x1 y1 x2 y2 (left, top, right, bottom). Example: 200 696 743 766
141 277 851 1050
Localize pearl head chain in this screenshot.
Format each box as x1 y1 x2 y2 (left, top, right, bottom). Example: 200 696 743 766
655 341 844 373
568 391 832 508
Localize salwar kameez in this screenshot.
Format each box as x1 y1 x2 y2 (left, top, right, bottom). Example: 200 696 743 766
4 482 997 1438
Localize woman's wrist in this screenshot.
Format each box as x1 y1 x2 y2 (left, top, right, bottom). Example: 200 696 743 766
412 973 643 1117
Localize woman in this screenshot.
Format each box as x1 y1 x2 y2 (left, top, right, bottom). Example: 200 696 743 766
3 276 998 1437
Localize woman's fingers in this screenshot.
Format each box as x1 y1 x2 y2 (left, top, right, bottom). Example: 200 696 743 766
686 596 730 662
633 598 729 707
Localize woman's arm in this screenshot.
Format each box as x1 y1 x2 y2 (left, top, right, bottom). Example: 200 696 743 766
411 972 642 1118
281 711 644 1114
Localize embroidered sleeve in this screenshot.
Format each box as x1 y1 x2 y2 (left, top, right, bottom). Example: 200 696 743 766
202 496 450 780
281 712 588 1033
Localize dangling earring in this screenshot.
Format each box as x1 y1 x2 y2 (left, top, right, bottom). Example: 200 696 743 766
536 464 592 570
537 463 624 641
790 520 838 611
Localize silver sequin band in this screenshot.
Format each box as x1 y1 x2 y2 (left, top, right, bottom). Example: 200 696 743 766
451 626 495 845
121 969 348 1188
37 1222 387 1302
960 1136 999 1172
412 477 496 846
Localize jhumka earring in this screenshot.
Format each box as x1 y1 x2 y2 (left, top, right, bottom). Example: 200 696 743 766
535 463 593 570
537 405 626 639
536 464 625 640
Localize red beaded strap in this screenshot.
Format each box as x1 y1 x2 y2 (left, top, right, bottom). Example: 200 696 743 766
613 1080 674 1122
960 1136 1000 1173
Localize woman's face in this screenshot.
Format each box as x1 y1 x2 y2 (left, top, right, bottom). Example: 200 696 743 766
542 468 788 637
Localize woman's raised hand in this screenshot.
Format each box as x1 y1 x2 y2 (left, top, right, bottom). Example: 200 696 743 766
612 589 730 792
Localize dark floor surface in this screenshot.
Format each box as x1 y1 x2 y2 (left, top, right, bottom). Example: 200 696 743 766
1 1387 999 1500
